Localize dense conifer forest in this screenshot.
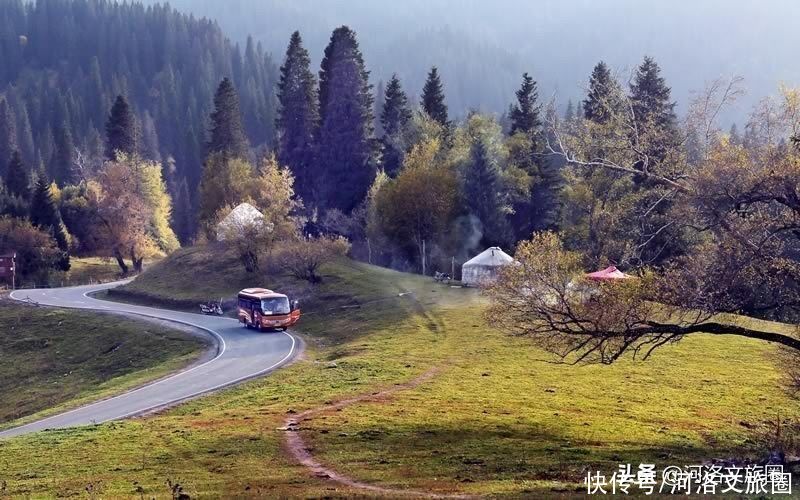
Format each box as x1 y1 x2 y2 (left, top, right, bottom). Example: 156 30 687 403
0 0 277 218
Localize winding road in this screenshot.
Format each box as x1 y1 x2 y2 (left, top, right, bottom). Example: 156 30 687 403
0 281 298 439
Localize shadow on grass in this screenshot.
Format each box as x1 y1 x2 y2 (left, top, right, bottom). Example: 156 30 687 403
299 420 764 488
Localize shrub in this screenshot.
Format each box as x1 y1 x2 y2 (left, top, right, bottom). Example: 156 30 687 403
277 235 350 283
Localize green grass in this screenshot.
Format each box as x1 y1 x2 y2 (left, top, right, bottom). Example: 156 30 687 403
62 257 130 285
0 244 796 498
15 256 159 289
0 300 208 430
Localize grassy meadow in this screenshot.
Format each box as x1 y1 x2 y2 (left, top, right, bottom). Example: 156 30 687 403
0 300 207 430
0 245 796 497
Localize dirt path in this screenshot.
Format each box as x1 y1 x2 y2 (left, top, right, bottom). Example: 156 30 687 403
282 367 473 498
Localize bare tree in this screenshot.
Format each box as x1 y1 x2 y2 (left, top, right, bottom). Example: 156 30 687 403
491 82 800 367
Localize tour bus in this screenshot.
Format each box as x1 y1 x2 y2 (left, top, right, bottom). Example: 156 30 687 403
237 288 301 331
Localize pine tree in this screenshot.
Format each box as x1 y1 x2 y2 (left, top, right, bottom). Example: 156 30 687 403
508 73 547 240
207 77 249 159
172 176 194 244
583 61 622 124
0 99 17 177
630 56 677 129
421 66 448 126
276 31 318 208
529 104 564 233
373 79 385 137
317 26 375 213
5 150 29 200
464 139 510 247
16 105 35 166
380 74 412 176
509 73 542 138
51 124 75 185
29 172 70 261
105 94 138 160
564 100 575 123
629 56 679 164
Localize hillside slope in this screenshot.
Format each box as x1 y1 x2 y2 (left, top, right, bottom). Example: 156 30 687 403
0 0 276 192
0 244 795 497
0 299 206 429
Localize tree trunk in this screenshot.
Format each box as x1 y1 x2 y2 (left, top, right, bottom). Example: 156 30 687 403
114 249 129 276
130 247 143 273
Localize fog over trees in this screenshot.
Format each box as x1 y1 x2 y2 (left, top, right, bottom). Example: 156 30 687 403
156 0 800 124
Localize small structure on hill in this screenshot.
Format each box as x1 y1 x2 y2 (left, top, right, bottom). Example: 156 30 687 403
462 247 513 287
585 266 633 282
216 203 267 241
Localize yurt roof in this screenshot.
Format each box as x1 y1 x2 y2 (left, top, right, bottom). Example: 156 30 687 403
216 203 268 241
218 203 265 229
586 266 633 281
463 247 514 267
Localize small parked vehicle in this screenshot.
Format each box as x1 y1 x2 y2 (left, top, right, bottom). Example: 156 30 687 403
199 300 223 316
434 271 452 283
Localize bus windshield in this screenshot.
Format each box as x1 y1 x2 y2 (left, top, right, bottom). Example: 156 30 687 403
261 297 290 315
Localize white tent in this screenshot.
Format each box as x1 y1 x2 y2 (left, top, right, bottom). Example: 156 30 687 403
216 203 267 241
461 247 513 287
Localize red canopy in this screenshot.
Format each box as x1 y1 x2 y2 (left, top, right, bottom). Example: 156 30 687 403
586 266 633 281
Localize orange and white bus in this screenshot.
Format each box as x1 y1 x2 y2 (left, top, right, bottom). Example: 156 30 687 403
237 288 301 331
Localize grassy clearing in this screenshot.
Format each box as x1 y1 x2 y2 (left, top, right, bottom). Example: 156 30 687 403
62 257 129 285
0 245 796 497
13 256 159 289
0 299 207 430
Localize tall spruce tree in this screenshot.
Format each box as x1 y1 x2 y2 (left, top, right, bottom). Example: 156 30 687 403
51 124 75 185
529 104 564 233
373 79 385 137
0 99 17 177
508 73 547 240
629 56 679 163
509 73 542 138
105 94 138 160
276 31 318 208
630 56 677 131
465 139 511 247
5 150 29 200
29 172 70 263
317 26 375 213
583 61 623 124
207 78 249 159
421 66 449 126
564 100 576 123
380 74 412 177
172 176 194 245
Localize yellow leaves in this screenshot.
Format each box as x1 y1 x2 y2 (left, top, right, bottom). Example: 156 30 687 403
95 155 179 258
373 138 459 246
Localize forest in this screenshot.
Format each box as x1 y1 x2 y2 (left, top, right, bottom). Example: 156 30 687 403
0 0 277 243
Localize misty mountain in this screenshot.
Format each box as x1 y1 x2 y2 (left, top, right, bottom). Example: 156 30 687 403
155 0 800 124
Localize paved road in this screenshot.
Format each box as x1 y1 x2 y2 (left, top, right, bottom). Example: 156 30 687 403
1 282 297 439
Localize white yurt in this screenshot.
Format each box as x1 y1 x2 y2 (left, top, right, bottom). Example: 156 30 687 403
461 247 514 287
216 203 267 241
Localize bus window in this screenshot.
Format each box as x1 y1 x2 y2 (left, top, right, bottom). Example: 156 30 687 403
261 297 290 315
